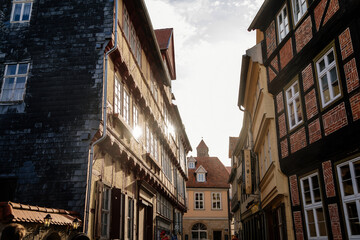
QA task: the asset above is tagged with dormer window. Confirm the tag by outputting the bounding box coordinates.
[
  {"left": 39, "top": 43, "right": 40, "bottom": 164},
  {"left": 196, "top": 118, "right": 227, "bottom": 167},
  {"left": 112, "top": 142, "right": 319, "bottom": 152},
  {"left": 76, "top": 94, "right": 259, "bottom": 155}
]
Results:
[
  {"left": 197, "top": 173, "right": 205, "bottom": 182},
  {"left": 189, "top": 162, "right": 195, "bottom": 169}
]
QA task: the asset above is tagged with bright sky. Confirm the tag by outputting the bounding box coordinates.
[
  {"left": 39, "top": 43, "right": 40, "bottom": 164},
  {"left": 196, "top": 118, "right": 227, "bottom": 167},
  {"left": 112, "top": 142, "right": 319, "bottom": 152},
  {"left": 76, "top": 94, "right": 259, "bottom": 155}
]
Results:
[{"left": 144, "top": 0, "right": 263, "bottom": 166}]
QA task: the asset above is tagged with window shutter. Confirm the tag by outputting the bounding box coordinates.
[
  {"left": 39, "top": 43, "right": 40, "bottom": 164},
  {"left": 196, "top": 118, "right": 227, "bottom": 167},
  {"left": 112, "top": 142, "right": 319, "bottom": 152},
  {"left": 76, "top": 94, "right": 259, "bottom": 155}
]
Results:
[
  {"left": 110, "top": 188, "right": 122, "bottom": 239},
  {"left": 94, "top": 181, "right": 103, "bottom": 240}
]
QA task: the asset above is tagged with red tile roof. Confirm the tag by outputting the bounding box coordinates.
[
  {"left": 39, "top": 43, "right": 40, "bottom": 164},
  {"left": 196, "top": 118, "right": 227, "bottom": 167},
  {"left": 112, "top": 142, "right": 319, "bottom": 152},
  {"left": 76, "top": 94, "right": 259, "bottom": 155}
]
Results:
[
  {"left": 0, "top": 202, "right": 80, "bottom": 226},
  {"left": 187, "top": 157, "right": 230, "bottom": 188},
  {"left": 154, "top": 28, "right": 173, "bottom": 50},
  {"left": 196, "top": 140, "right": 208, "bottom": 151}
]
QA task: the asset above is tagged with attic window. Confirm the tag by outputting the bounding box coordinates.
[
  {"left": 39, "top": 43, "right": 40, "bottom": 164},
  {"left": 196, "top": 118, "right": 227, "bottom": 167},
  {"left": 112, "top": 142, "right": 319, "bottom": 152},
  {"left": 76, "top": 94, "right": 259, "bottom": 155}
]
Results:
[
  {"left": 197, "top": 173, "right": 205, "bottom": 182},
  {"left": 189, "top": 162, "right": 195, "bottom": 169}
]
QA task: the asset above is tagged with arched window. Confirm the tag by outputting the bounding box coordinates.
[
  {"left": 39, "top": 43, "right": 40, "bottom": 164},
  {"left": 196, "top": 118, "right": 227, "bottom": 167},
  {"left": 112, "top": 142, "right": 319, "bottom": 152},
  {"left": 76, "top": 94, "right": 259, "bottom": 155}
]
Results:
[{"left": 191, "top": 223, "right": 207, "bottom": 240}]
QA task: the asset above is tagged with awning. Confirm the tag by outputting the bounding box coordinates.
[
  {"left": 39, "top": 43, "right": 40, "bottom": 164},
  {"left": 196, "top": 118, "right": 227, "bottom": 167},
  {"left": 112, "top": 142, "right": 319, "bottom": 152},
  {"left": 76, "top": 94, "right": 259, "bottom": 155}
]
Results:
[{"left": 0, "top": 202, "right": 81, "bottom": 226}]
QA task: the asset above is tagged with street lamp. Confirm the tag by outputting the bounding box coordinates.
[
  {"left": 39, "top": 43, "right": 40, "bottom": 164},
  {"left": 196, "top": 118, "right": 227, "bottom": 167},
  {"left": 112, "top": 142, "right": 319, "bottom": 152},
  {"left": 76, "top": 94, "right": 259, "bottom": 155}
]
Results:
[{"left": 44, "top": 214, "right": 52, "bottom": 228}]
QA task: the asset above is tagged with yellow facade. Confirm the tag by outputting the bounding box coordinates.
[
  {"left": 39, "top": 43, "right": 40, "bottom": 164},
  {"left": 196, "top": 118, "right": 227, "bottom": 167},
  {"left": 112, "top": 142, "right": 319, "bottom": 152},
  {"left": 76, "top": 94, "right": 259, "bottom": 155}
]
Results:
[{"left": 85, "top": 1, "right": 191, "bottom": 239}]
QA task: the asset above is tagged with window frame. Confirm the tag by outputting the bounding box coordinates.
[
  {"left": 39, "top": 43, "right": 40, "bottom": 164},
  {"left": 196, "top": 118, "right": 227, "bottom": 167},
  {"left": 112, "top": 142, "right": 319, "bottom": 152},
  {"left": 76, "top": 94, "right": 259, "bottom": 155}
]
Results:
[
  {"left": 197, "top": 173, "right": 205, "bottom": 182},
  {"left": 101, "top": 185, "right": 111, "bottom": 239},
  {"left": 0, "top": 63, "right": 30, "bottom": 103},
  {"left": 277, "top": 4, "right": 290, "bottom": 43},
  {"left": 211, "top": 192, "right": 222, "bottom": 210},
  {"left": 291, "top": 0, "right": 308, "bottom": 25},
  {"left": 10, "top": 0, "right": 33, "bottom": 23},
  {"left": 188, "top": 162, "right": 195, "bottom": 169},
  {"left": 300, "top": 172, "right": 328, "bottom": 239},
  {"left": 285, "top": 80, "right": 303, "bottom": 130},
  {"left": 194, "top": 192, "right": 204, "bottom": 210},
  {"left": 336, "top": 157, "right": 360, "bottom": 239},
  {"left": 127, "top": 197, "right": 134, "bottom": 240},
  {"left": 314, "top": 45, "right": 342, "bottom": 109}
]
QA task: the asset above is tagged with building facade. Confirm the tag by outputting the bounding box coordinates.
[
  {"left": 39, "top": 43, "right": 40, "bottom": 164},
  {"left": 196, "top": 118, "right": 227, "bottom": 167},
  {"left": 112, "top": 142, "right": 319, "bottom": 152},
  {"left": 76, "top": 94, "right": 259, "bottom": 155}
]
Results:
[
  {"left": 0, "top": 1, "right": 191, "bottom": 240},
  {"left": 249, "top": 0, "right": 360, "bottom": 239},
  {"left": 229, "top": 41, "right": 294, "bottom": 240},
  {"left": 183, "top": 140, "right": 231, "bottom": 240}
]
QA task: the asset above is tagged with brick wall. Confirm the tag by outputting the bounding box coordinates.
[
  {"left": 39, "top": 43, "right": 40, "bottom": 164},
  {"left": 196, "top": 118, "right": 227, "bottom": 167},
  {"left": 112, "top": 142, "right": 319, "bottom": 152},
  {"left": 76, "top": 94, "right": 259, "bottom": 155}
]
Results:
[
  {"left": 314, "top": 0, "right": 339, "bottom": 31},
  {"left": 266, "top": 21, "right": 276, "bottom": 58},
  {"left": 322, "top": 160, "right": 336, "bottom": 197},
  {"left": 328, "top": 203, "right": 343, "bottom": 240},
  {"left": 295, "top": 16, "right": 313, "bottom": 53},
  {"left": 350, "top": 92, "right": 360, "bottom": 121},
  {"left": 308, "top": 118, "right": 322, "bottom": 144},
  {"left": 293, "top": 211, "right": 304, "bottom": 240},
  {"left": 268, "top": 67, "right": 277, "bottom": 82},
  {"left": 322, "top": 102, "right": 348, "bottom": 136},
  {"left": 305, "top": 89, "right": 319, "bottom": 120},
  {"left": 339, "top": 28, "right": 354, "bottom": 60},
  {"left": 290, "top": 127, "right": 307, "bottom": 154},
  {"left": 289, "top": 175, "right": 300, "bottom": 206},
  {"left": 278, "top": 113, "right": 287, "bottom": 138},
  {"left": 302, "top": 64, "right": 314, "bottom": 92},
  {"left": 344, "top": 58, "right": 359, "bottom": 93},
  {"left": 271, "top": 56, "right": 279, "bottom": 72},
  {"left": 279, "top": 39, "right": 293, "bottom": 69},
  {"left": 281, "top": 139, "right": 289, "bottom": 159},
  {"left": 277, "top": 92, "right": 284, "bottom": 113}
]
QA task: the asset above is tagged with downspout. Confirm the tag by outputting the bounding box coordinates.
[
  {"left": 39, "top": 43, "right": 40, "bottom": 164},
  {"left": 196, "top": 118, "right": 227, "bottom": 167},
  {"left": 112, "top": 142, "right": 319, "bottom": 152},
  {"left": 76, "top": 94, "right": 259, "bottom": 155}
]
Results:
[{"left": 84, "top": 0, "right": 118, "bottom": 234}]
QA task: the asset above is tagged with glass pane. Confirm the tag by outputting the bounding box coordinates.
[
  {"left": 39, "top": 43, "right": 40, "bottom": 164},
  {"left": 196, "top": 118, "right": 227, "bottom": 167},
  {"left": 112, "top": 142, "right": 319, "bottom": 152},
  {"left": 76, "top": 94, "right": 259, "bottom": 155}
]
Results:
[
  {"left": 0, "top": 89, "right": 12, "bottom": 101},
  {"left": 321, "top": 75, "right": 330, "bottom": 103},
  {"left": 18, "top": 64, "right": 28, "bottom": 74},
  {"left": 341, "top": 165, "right": 354, "bottom": 196},
  {"left": 6, "top": 65, "right": 17, "bottom": 75},
  {"left": 330, "top": 68, "right": 340, "bottom": 98},
  {"left": 319, "top": 59, "right": 326, "bottom": 72},
  {"left": 307, "top": 209, "right": 316, "bottom": 237},
  {"left": 22, "top": 3, "right": 31, "bottom": 21},
  {"left": 312, "top": 175, "right": 321, "bottom": 202},
  {"left": 327, "top": 51, "right": 334, "bottom": 64},
  {"left": 200, "top": 232, "right": 207, "bottom": 239},
  {"left": 289, "top": 102, "right": 295, "bottom": 126},
  {"left": 294, "top": 83, "right": 299, "bottom": 94},
  {"left": 192, "top": 232, "right": 198, "bottom": 239},
  {"left": 286, "top": 89, "right": 292, "bottom": 100},
  {"left": 16, "top": 77, "right": 26, "bottom": 87},
  {"left": 13, "top": 89, "right": 24, "bottom": 101},
  {"left": 4, "top": 78, "right": 15, "bottom": 89},
  {"left": 12, "top": 4, "right": 22, "bottom": 21},
  {"left": 296, "top": 97, "right": 302, "bottom": 122},
  {"left": 316, "top": 208, "right": 327, "bottom": 236},
  {"left": 347, "top": 202, "right": 360, "bottom": 235}
]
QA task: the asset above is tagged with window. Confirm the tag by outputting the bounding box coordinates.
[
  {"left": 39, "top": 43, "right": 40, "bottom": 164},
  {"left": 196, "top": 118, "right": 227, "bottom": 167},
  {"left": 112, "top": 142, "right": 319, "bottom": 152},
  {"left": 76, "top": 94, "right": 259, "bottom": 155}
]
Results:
[
  {"left": 122, "top": 5, "right": 141, "bottom": 67},
  {"left": 101, "top": 186, "right": 111, "bottom": 238},
  {"left": 194, "top": 192, "right": 204, "bottom": 209},
  {"left": 132, "top": 104, "right": 138, "bottom": 128},
  {"left": 123, "top": 89, "right": 130, "bottom": 125},
  {"left": 191, "top": 223, "right": 207, "bottom": 240},
  {"left": 1, "top": 63, "right": 29, "bottom": 103},
  {"left": 197, "top": 173, "right": 205, "bottom": 182},
  {"left": 277, "top": 5, "right": 289, "bottom": 42},
  {"left": 127, "top": 197, "right": 134, "bottom": 240},
  {"left": 162, "top": 145, "right": 172, "bottom": 181},
  {"left": 212, "top": 193, "right": 221, "bottom": 209},
  {"left": 292, "top": 0, "right": 307, "bottom": 25},
  {"left": 337, "top": 157, "right": 360, "bottom": 238},
  {"left": 275, "top": 206, "right": 287, "bottom": 240},
  {"left": 114, "top": 78, "right": 122, "bottom": 114},
  {"left": 188, "top": 162, "right": 195, "bottom": 169},
  {"left": 315, "top": 47, "right": 341, "bottom": 108},
  {"left": 300, "top": 173, "right": 327, "bottom": 239},
  {"left": 157, "top": 194, "right": 172, "bottom": 220},
  {"left": 285, "top": 81, "right": 303, "bottom": 130},
  {"left": 11, "top": 0, "right": 32, "bottom": 23}
]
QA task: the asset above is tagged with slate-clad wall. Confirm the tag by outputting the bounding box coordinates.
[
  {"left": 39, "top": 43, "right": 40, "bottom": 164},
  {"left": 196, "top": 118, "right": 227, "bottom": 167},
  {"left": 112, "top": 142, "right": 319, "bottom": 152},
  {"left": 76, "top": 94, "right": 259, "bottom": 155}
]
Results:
[{"left": 0, "top": 0, "right": 113, "bottom": 214}]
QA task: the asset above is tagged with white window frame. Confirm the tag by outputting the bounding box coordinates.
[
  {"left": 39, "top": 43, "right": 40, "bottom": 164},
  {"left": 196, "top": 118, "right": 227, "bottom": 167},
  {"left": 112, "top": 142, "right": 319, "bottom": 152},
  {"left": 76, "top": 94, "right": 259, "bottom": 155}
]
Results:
[
  {"left": 197, "top": 173, "right": 205, "bottom": 182},
  {"left": 10, "top": 0, "right": 33, "bottom": 23},
  {"left": 211, "top": 192, "right": 222, "bottom": 210},
  {"left": 285, "top": 81, "right": 303, "bottom": 130},
  {"left": 292, "top": 0, "right": 307, "bottom": 25},
  {"left": 101, "top": 185, "right": 111, "bottom": 239},
  {"left": 188, "top": 162, "right": 195, "bottom": 169},
  {"left": 114, "top": 77, "right": 122, "bottom": 115},
  {"left": 194, "top": 192, "right": 204, "bottom": 210},
  {"left": 0, "top": 63, "right": 30, "bottom": 103},
  {"left": 316, "top": 48, "right": 341, "bottom": 108},
  {"left": 123, "top": 88, "right": 130, "bottom": 125},
  {"left": 300, "top": 173, "right": 328, "bottom": 239},
  {"left": 337, "top": 157, "right": 360, "bottom": 239},
  {"left": 277, "top": 4, "right": 290, "bottom": 43}
]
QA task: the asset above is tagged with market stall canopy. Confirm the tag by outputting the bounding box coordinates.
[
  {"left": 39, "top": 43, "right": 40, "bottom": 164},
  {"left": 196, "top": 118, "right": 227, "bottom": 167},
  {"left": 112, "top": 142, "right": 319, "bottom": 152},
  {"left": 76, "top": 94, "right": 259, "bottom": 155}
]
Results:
[{"left": 0, "top": 202, "right": 81, "bottom": 226}]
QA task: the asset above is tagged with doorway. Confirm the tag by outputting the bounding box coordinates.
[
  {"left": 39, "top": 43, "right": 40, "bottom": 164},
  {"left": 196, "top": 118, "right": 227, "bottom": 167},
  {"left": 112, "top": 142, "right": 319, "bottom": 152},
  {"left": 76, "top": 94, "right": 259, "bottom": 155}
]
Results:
[{"left": 213, "top": 231, "right": 222, "bottom": 240}]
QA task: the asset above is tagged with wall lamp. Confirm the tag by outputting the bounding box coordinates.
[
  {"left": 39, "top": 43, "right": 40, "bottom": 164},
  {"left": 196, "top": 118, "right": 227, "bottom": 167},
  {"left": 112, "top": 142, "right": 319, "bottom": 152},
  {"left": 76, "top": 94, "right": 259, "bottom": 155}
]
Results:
[{"left": 44, "top": 214, "right": 52, "bottom": 228}]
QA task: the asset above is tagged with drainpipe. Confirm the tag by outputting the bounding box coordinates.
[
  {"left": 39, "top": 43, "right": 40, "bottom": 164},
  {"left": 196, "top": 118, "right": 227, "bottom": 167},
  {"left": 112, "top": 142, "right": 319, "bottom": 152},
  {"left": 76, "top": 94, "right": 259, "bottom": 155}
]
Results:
[{"left": 83, "top": 0, "right": 118, "bottom": 234}]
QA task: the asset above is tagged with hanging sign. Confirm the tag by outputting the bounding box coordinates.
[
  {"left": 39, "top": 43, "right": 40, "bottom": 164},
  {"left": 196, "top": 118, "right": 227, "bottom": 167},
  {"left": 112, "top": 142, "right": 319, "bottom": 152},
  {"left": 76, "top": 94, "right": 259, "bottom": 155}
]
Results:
[{"left": 244, "top": 149, "right": 252, "bottom": 194}]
